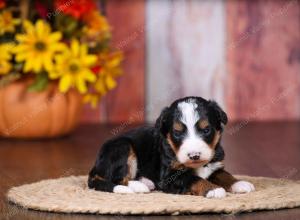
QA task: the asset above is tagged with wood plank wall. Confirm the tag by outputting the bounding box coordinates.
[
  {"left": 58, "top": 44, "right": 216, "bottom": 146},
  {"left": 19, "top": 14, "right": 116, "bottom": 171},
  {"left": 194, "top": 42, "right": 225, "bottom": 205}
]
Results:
[
  {"left": 226, "top": 0, "right": 300, "bottom": 121},
  {"left": 147, "top": 0, "right": 300, "bottom": 122},
  {"left": 146, "top": 0, "right": 226, "bottom": 121},
  {"left": 81, "top": 0, "right": 300, "bottom": 123}
]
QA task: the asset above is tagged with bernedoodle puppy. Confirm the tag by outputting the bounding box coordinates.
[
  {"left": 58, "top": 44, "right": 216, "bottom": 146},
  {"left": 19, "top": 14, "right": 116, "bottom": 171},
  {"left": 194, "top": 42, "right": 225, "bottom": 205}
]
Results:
[{"left": 88, "top": 96, "right": 255, "bottom": 198}]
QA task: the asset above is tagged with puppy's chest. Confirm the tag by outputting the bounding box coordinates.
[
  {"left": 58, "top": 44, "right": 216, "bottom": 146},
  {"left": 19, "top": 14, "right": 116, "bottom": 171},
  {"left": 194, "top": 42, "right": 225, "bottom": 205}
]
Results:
[{"left": 195, "top": 162, "right": 224, "bottom": 179}]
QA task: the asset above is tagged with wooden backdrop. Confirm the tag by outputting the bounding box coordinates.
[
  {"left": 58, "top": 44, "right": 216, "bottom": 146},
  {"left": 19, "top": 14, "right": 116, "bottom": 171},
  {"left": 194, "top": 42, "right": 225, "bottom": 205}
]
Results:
[
  {"left": 81, "top": 0, "right": 300, "bottom": 123},
  {"left": 226, "top": 0, "right": 300, "bottom": 121}
]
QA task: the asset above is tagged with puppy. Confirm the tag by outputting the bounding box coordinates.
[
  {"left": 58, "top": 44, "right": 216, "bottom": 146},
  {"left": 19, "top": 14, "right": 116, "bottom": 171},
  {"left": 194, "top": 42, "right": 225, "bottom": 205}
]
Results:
[{"left": 88, "top": 96, "right": 255, "bottom": 198}]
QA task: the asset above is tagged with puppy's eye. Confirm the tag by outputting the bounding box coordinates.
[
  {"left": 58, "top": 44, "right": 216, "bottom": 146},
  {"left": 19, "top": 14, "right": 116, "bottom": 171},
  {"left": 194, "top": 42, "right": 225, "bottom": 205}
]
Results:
[
  {"left": 173, "top": 122, "right": 184, "bottom": 132},
  {"left": 198, "top": 120, "right": 209, "bottom": 130},
  {"left": 173, "top": 122, "right": 185, "bottom": 138},
  {"left": 202, "top": 126, "right": 211, "bottom": 135}
]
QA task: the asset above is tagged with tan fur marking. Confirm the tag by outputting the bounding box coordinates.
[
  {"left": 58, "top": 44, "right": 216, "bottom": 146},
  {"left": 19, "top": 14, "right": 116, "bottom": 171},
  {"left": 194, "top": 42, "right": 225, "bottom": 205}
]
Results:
[
  {"left": 91, "top": 175, "right": 105, "bottom": 181},
  {"left": 198, "top": 120, "right": 209, "bottom": 129},
  {"left": 210, "top": 131, "right": 221, "bottom": 149},
  {"left": 167, "top": 133, "right": 178, "bottom": 153},
  {"left": 128, "top": 147, "right": 136, "bottom": 162},
  {"left": 170, "top": 160, "right": 185, "bottom": 170},
  {"left": 208, "top": 169, "right": 238, "bottom": 192},
  {"left": 121, "top": 146, "right": 137, "bottom": 185},
  {"left": 173, "top": 121, "right": 184, "bottom": 132},
  {"left": 121, "top": 176, "right": 130, "bottom": 185},
  {"left": 189, "top": 179, "right": 218, "bottom": 196}
]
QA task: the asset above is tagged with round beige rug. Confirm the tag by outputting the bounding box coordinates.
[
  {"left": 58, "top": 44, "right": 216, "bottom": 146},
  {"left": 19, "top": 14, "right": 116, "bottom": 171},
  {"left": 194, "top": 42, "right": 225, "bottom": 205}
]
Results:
[{"left": 6, "top": 175, "right": 300, "bottom": 215}]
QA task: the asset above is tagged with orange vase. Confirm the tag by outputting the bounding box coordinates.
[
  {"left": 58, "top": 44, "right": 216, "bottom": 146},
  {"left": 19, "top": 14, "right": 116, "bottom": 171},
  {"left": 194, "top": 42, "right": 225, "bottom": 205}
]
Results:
[{"left": 0, "top": 79, "right": 83, "bottom": 139}]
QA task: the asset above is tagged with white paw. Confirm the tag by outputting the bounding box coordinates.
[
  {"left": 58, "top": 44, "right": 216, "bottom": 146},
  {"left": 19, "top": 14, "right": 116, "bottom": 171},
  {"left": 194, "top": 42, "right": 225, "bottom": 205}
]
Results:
[
  {"left": 231, "top": 181, "right": 255, "bottom": 194},
  {"left": 139, "top": 177, "right": 155, "bottom": 190},
  {"left": 128, "top": 181, "right": 150, "bottom": 193},
  {"left": 206, "top": 187, "right": 226, "bottom": 198},
  {"left": 113, "top": 185, "right": 134, "bottom": 194}
]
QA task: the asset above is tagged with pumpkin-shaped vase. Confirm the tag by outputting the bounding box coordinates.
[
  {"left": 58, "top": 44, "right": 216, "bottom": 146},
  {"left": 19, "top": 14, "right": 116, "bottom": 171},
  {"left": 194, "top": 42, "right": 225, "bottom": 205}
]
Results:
[{"left": 0, "top": 79, "right": 83, "bottom": 138}]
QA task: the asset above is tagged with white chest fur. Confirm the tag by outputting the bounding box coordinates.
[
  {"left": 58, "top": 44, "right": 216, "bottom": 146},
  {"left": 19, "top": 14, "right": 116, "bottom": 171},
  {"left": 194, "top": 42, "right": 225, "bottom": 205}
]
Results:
[{"left": 196, "top": 162, "right": 224, "bottom": 179}]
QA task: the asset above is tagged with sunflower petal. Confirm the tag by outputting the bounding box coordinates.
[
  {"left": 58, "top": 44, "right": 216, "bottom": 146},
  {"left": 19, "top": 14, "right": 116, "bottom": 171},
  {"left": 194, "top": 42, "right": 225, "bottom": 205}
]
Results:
[
  {"left": 105, "top": 75, "right": 117, "bottom": 90},
  {"left": 82, "top": 55, "right": 97, "bottom": 66},
  {"left": 71, "top": 40, "right": 80, "bottom": 57},
  {"left": 84, "top": 70, "right": 96, "bottom": 82},
  {"left": 24, "top": 59, "right": 34, "bottom": 72},
  {"left": 75, "top": 77, "right": 87, "bottom": 93},
  {"left": 36, "top": 20, "right": 50, "bottom": 39},
  {"left": 48, "top": 32, "right": 62, "bottom": 43},
  {"left": 59, "top": 75, "right": 72, "bottom": 92}
]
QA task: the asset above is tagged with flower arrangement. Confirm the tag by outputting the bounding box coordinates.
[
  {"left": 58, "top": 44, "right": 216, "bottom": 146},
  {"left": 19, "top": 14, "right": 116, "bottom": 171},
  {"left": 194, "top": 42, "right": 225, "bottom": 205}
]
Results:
[{"left": 0, "top": 0, "right": 123, "bottom": 107}]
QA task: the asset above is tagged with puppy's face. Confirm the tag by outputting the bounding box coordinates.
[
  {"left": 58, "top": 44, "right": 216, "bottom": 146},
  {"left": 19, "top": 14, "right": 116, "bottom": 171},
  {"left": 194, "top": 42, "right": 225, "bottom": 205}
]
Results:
[{"left": 156, "top": 97, "right": 227, "bottom": 169}]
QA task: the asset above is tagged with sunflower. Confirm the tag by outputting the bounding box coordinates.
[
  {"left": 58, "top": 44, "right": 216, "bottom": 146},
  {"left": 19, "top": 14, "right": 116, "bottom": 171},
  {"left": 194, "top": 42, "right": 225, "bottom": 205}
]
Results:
[
  {"left": 94, "top": 51, "right": 123, "bottom": 95},
  {"left": 0, "top": 10, "right": 20, "bottom": 35},
  {"left": 83, "top": 51, "right": 122, "bottom": 107},
  {"left": 14, "top": 20, "right": 65, "bottom": 73},
  {"left": 50, "top": 39, "right": 97, "bottom": 93},
  {"left": 0, "top": 43, "right": 14, "bottom": 75}
]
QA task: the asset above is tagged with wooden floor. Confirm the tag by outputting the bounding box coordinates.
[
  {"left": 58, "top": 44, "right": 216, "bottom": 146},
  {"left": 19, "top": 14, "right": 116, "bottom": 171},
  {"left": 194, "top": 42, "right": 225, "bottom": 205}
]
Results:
[{"left": 0, "top": 122, "right": 300, "bottom": 220}]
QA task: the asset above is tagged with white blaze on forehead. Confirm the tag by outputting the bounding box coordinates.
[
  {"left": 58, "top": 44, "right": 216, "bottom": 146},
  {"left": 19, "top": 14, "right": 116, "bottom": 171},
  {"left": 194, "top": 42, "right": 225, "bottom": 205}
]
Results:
[
  {"left": 177, "top": 100, "right": 213, "bottom": 164},
  {"left": 178, "top": 100, "right": 199, "bottom": 130}
]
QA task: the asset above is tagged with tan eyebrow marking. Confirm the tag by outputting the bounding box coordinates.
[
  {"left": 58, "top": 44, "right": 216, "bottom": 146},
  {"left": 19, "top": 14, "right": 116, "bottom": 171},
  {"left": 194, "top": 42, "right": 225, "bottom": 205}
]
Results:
[
  {"left": 198, "top": 120, "right": 209, "bottom": 129},
  {"left": 173, "top": 121, "right": 184, "bottom": 131}
]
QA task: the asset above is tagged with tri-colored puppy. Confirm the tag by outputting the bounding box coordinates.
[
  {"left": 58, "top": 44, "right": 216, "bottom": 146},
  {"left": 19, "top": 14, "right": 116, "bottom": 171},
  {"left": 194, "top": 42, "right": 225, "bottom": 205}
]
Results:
[{"left": 88, "top": 96, "right": 255, "bottom": 198}]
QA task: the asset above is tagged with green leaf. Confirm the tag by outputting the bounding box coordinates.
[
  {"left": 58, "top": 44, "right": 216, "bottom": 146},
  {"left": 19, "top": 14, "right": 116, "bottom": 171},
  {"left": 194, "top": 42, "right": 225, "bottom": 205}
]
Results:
[
  {"left": 54, "top": 14, "right": 83, "bottom": 39},
  {"left": 27, "top": 72, "right": 49, "bottom": 92}
]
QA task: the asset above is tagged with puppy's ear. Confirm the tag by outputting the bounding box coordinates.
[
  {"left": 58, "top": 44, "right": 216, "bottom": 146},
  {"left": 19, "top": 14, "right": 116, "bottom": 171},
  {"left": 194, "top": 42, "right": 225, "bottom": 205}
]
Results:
[
  {"left": 155, "top": 107, "right": 170, "bottom": 136},
  {"left": 208, "top": 100, "right": 228, "bottom": 126}
]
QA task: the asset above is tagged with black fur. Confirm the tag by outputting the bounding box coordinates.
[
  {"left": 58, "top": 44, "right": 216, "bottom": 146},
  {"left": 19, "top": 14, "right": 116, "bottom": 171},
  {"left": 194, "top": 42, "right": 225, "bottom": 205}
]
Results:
[{"left": 88, "top": 96, "right": 229, "bottom": 194}]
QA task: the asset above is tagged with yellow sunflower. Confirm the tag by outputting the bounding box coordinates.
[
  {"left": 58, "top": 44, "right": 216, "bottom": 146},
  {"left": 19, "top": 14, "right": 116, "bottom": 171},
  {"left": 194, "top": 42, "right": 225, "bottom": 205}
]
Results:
[
  {"left": 50, "top": 39, "right": 97, "bottom": 93},
  {"left": 94, "top": 51, "right": 123, "bottom": 95},
  {"left": 0, "top": 10, "right": 20, "bottom": 35},
  {"left": 0, "top": 43, "right": 14, "bottom": 75},
  {"left": 14, "top": 20, "right": 65, "bottom": 73},
  {"left": 84, "top": 51, "right": 123, "bottom": 107}
]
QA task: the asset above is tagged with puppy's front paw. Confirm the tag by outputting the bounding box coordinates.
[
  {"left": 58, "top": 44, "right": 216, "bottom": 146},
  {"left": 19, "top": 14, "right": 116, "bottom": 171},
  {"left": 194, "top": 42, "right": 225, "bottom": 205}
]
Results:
[
  {"left": 128, "top": 181, "right": 150, "bottom": 193},
  {"left": 113, "top": 185, "right": 134, "bottom": 194},
  {"left": 231, "top": 180, "right": 255, "bottom": 194},
  {"left": 205, "top": 187, "right": 226, "bottom": 198},
  {"left": 139, "top": 177, "right": 155, "bottom": 190}
]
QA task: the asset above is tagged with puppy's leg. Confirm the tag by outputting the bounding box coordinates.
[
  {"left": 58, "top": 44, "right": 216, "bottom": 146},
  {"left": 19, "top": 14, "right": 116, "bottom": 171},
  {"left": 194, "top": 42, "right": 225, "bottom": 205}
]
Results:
[
  {"left": 122, "top": 147, "right": 150, "bottom": 193},
  {"left": 208, "top": 169, "right": 255, "bottom": 193},
  {"left": 88, "top": 167, "right": 115, "bottom": 192},
  {"left": 160, "top": 170, "right": 226, "bottom": 198},
  {"left": 190, "top": 179, "right": 226, "bottom": 198},
  {"left": 88, "top": 139, "right": 149, "bottom": 193}
]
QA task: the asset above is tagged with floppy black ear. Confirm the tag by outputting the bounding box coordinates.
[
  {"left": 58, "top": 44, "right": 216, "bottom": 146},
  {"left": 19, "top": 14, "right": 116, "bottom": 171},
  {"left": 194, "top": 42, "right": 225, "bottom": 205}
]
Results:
[
  {"left": 155, "top": 107, "right": 170, "bottom": 136},
  {"left": 208, "top": 100, "right": 228, "bottom": 125}
]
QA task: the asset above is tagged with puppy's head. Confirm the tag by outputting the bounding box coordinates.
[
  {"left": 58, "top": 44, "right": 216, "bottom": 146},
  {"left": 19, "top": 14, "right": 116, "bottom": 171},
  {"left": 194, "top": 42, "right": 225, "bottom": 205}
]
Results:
[{"left": 155, "top": 97, "right": 227, "bottom": 168}]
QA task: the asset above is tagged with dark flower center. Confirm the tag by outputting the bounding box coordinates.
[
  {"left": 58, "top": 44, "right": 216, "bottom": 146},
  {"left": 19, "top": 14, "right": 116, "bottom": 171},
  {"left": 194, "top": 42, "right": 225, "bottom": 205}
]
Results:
[
  {"left": 34, "top": 41, "right": 47, "bottom": 51},
  {"left": 69, "top": 63, "right": 79, "bottom": 73}
]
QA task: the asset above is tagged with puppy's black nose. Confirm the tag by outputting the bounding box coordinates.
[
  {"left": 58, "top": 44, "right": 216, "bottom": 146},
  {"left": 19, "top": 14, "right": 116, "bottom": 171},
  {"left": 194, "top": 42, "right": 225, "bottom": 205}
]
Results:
[{"left": 188, "top": 152, "right": 201, "bottom": 161}]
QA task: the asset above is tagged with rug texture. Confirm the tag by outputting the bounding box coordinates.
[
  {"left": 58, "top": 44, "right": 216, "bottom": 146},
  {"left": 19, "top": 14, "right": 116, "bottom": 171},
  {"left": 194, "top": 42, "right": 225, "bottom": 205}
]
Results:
[{"left": 6, "top": 175, "right": 300, "bottom": 215}]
